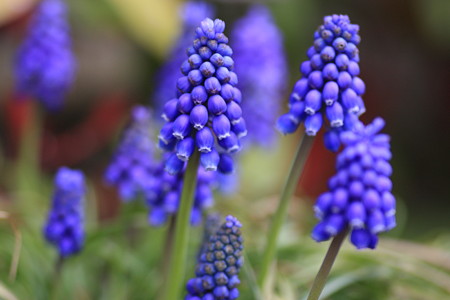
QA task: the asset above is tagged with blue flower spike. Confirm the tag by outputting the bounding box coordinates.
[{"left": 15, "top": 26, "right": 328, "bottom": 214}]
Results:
[
  {"left": 312, "top": 118, "right": 396, "bottom": 249},
  {"left": 277, "top": 14, "right": 365, "bottom": 137},
  {"left": 186, "top": 215, "right": 244, "bottom": 300},
  {"left": 44, "top": 167, "right": 85, "bottom": 257},
  {"left": 105, "top": 106, "right": 157, "bottom": 202},
  {"left": 153, "top": 2, "right": 215, "bottom": 116},
  {"left": 15, "top": 0, "right": 75, "bottom": 111},
  {"left": 145, "top": 162, "right": 217, "bottom": 226},
  {"left": 231, "top": 5, "right": 288, "bottom": 147},
  {"left": 158, "top": 18, "right": 245, "bottom": 175}
]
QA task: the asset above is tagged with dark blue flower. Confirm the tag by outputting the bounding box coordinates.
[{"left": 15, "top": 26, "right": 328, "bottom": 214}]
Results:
[
  {"left": 231, "top": 5, "right": 288, "bottom": 147},
  {"left": 44, "top": 167, "right": 85, "bottom": 257},
  {"left": 158, "top": 18, "right": 246, "bottom": 174},
  {"left": 145, "top": 160, "right": 217, "bottom": 226},
  {"left": 198, "top": 213, "right": 222, "bottom": 259},
  {"left": 277, "top": 15, "right": 365, "bottom": 137},
  {"left": 153, "top": 1, "right": 215, "bottom": 117},
  {"left": 186, "top": 215, "right": 244, "bottom": 299},
  {"left": 15, "top": 0, "right": 75, "bottom": 111},
  {"left": 105, "top": 106, "right": 157, "bottom": 202},
  {"left": 312, "top": 118, "right": 396, "bottom": 249}
]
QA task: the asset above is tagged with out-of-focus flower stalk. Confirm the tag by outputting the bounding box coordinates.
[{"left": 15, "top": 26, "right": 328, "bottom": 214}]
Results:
[
  {"left": 258, "top": 134, "right": 314, "bottom": 289},
  {"left": 161, "top": 151, "right": 200, "bottom": 300}
]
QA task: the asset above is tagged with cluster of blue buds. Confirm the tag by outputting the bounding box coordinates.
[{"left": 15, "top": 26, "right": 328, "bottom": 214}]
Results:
[
  {"left": 312, "top": 118, "right": 395, "bottom": 249},
  {"left": 153, "top": 1, "right": 214, "bottom": 116},
  {"left": 145, "top": 161, "right": 217, "bottom": 226},
  {"left": 159, "top": 18, "right": 246, "bottom": 175},
  {"left": 277, "top": 14, "right": 365, "bottom": 137},
  {"left": 105, "top": 106, "right": 157, "bottom": 202},
  {"left": 198, "top": 213, "right": 222, "bottom": 258},
  {"left": 15, "top": 0, "right": 75, "bottom": 111},
  {"left": 232, "top": 5, "right": 288, "bottom": 147},
  {"left": 186, "top": 215, "right": 244, "bottom": 300},
  {"left": 44, "top": 167, "right": 85, "bottom": 257}
]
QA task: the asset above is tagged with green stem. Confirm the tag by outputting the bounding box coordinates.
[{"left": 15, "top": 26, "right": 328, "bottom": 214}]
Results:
[
  {"left": 162, "top": 216, "right": 176, "bottom": 279},
  {"left": 15, "top": 101, "right": 42, "bottom": 196},
  {"left": 51, "top": 256, "right": 64, "bottom": 300},
  {"left": 258, "top": 135, "right": 314, "bottom": 289},
  {"left": 161, "top": 151, "right": 200, "bottom": 300},
  {"left": 306, "top": 229, "right": 348, "bottom": 300}
]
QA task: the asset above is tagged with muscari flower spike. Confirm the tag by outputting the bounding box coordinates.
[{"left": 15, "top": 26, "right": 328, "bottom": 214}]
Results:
[
  {"left": 231, "top": 5, "right": 288, "bottom": 147},
  {"left": 277, "top": 14, "right": 365, "bottom": 137},
  {"left": 312, "top": 118, "right": 396, "bottom": 249},
  {"left": 105, "top": 106, "right": 157, "bottom": 202},
  {"left": 15, "top": 0, "right": 75, "bottom": 111},
  {"left": 186, "top": 215, "right": 244, "bottom": 300},
  {"left": 44, "top": 167, "right": 85, "bottom": 257},
  {"left": 153, "top": 1, "right": 215, "bottom": 116},
  {"left": 198, "top": 213, "right": 222, "bottom": 258},
  {"left": 158, "top": 18, "right": 246, "bottom": 175},
  {"left": 145, "top": 160, "right": 217, "bottom": 226}
]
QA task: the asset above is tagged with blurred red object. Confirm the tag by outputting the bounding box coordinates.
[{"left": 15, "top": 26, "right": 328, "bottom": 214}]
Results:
[
  {"left": 41, "top": 93, "right": 131, "bottom": 170},
  {"left": 298, "top": 131, "right": 336, "bottom": 200}
]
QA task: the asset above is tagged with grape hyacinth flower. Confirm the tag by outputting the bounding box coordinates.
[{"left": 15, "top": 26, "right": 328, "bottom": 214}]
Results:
[
  {"left": 153, "top": 1, "right": 215, "bottom": 116},
  {"left": 44, "top": 167, "right": 85, "bottom": 257},
  {"left": 312, "top": 118, "right": 395, "bottom": 249},
  {"left": 159, "top": 18, "right": 246, "bottom": 174},
  {"left": 232, "top": 5, "right": 288, "bottom": 147},
  {"left": 105, "top": 106, "right": 156, "bottom": 202},
  {"left": 15, "top": 0, "right": 75, "bottom": 111},
  {"left": 277, "top": 14, "right": 365, "bottom": 137},
  {"left": 145, "top": 161, "right": 217, "bottom": 226},
  {"left": 186, "top": 215, "right": 244, "bottom": 300},
  {"left": 198, "top": 213, "right": 222, "bottom": 258}
]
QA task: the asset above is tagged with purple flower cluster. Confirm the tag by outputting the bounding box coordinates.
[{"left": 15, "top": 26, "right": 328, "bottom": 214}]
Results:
[
  {"left": 312, "top": 118, "right": 395, "bottom": 249},
  {"left": 277, "top": 14, "right": 365, "bottom": 137},
  {"left": 15, "top": 0, "right": 75, "bottom": 111},
  {"left": 44, "top": 167, "right": 85, "bottom": 257},
  {"left": 105, "top": 105, "right": 217, "bottom": 225},
  {"left": 153, "top": 1, "right": 215, "bottom": 116},
  {"left": 105, "top": 106, "right": 157, "bottom": 202},
  {"left": 146, "top": 161, "right": 217, "bottom": 226},
  {"left": 231, "top": 5, "right": 288, "bottom": 147},
  {"left": 186, "top": 215, "right": 244, "bottom": 300},
  {"left": 159, "top": 18, "right": 245, "bottom": 175}
]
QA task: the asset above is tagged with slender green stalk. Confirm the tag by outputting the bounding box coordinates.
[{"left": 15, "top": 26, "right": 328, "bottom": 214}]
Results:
[
  {"left": 161, "top": 151, "right": 200, "bottom": 300},
  {"left": 15, "top": 101, "right": 42, "bottom": 196},
  {"left": 306, "top": 229, "right": 348, "bottom": 300},
  {"left": 162, "top": 216, "right": 176, "bottom": 279},
  {"left": 258, "top": 135, "right": 314, "bottom": 289},
  {"left": 51, "top": 256, "right": 64, "bottom": 300}
]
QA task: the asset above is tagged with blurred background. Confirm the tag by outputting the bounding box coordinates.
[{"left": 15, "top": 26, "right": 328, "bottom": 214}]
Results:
[{"left": 0, "top": 0, "right": 449, "bottom": 299}]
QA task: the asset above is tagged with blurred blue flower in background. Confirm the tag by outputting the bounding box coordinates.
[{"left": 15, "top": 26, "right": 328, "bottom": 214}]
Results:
[
  {"left": 158, "top": 18, "right": 246, "bottom": 175},
  {"left": 186, "top": 215, "right": 244, "bottom": 299},
  {"left": 312, "top": 118, "right": 396, "bottom": 249},
  {"left": 15, "top": 0, "right": 75, "bottom": 111},
  {"left": 105, "top": 106, "right": 157, "bottom": 202},
  {"left": 153, "top": 1, "right": 215, "bottom": 117},
  {"left": 44, "top": 167, "right": 85, "bottom": 257},
  {"left": 232, "top": 5, "right": 288, "bottom": 148},
  {"left": 277, "top": 14, "right": 365, "bottom": 137},
  {"left": 145, "top": 160, "right": 217, "bottom": 226}
]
